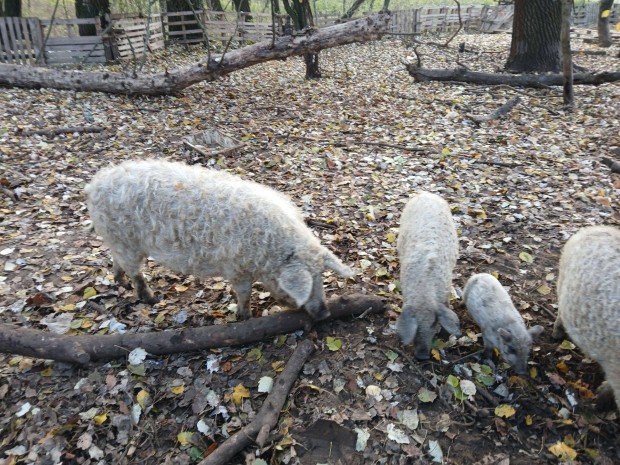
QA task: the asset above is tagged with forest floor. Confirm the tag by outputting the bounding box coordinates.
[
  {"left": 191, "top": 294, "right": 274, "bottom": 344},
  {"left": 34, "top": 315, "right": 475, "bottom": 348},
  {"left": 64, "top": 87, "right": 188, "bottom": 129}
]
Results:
[{"left": 0, "top": 29, "right": 619, "bottom": 465}]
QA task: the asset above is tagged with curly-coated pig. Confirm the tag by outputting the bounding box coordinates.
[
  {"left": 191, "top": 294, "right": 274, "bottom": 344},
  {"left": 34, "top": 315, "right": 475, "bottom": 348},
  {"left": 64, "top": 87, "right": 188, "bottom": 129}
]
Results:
[
  {"left": 463, "top": 273, "right": 544, "bottom": 375},
  {"left": 396, "top": 192, "right": 461, "bottom": 360},
  {"left": 86, "top": 159, "right": 353, "bottom": 320},
  {"left": 553, "top": 225, "right": 620, "bottom": 410}
]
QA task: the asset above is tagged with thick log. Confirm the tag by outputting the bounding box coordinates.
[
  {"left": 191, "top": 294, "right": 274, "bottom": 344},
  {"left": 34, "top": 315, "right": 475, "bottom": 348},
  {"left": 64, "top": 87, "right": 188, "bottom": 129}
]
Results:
[
  {"left": 0, "top": 293, "right": 384, "bottom": 365},
  {"left": 0, "top": 13, "right": 390, "bottom": 96},
  {"left": 406, "top": 65, "right": 620, "bottom": 88},
  {"left": 198, "top": 339, "right": 315, "bottom": 465}
]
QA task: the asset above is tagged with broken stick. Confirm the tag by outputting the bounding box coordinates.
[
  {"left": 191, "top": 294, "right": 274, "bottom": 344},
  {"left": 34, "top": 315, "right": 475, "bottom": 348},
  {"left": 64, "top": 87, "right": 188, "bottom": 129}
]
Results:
[
  {"left": 198, "top": 339, "right": 315, "bottom": 465},
  {"left": 468, "top": 97, "right": 521, "bottom": 124},
  {"left": 18, "top": 126, "right": 105, "bottom": 136},
  {"left": 0, "top": 293, "right": 384, "bottom": 365}
]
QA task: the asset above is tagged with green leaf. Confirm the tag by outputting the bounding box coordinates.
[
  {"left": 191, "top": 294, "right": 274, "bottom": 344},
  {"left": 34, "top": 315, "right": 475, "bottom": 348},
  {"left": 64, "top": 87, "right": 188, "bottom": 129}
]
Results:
[
  {"left": 325, "top": 336, "right": 342, "bottom": 351},
  {"left": 446, "top": 374, "right": 459, "bottom": 388},
  {"left": 128, "top": 364, "right": 146, "bottom": 376},
  {"left": 559, "top": 340, "right": 576, "bottom": 350},
  {"left": 384, "top": 350, "right": 399, "bottom": 362},
  {"left": 189, "top": 447, "right": 203, "bottom": 461},
  {"left": 475, "top": 373, "right": 495, "bottom": 387},
  {"left": 83, "top": 287, "right": 97, "bottom": 300},
  {"left": 417, "top": 386, "right": 437, "bottom": 403},
  {"left": 519, "top": 251, "right": 533, "bottom": 263},
  {"left": 246, "top": 348, "right": 263, "bottom": 362}
]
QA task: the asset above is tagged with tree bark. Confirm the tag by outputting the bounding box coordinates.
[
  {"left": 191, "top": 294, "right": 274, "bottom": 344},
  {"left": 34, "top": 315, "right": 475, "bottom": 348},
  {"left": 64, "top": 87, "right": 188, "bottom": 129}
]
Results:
[
  {"left": 198, "top": 339, "right": 315, "bottom": 465},
  {"left": 0, "top": 293, "right": 384, "bottom": 365},
  {"left": 342, "top": 0, "right": 367, "bottom": 20},
  {"left": 598, "top": 0, "right": 614, "bottom": 47},
  {"left": 406, "top": 65, "right": 620, "bottom": 87},
  {"left": 561, "top": 0, "right": 574, "bottom": 108},
  {"left": 0, "top": 13, "right": 390, "bottom": 95},
  {"left": 2, "top": 0, "right": 21, "bottom": 16},
  {"left": 505, "top": 0, "right": 562, "bottom": 72}
]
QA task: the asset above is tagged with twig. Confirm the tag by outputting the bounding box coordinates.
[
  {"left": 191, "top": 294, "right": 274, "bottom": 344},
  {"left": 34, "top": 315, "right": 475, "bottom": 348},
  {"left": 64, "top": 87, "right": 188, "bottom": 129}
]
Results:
[
  {"left": 442, "top": 0, "right": 462, "bottom": 48},
  {"left": 18, "top": 126, "right": 105, "bottom": 137},
  {"left": 183, "top": 140, "right": 212, "bottom": 158},
  {"left": 474, "top": 382, "right": 498, "bottom": 406},
  {"left": 198, "top": 339, "right": 315, "bottom": 465},
  {"left": 474, "top": 159, "right": 522, "bottom": 168}
]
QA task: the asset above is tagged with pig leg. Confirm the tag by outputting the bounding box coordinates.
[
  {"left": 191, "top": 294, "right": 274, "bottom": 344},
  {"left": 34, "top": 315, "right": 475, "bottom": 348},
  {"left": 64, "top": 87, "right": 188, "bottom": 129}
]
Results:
[
  {"left": 232, "top": 280, "right": 252, "bottom": 320},
  {"left": 111, "top": 254, "right": 130, "bottom": 288},
  {"left": 551, "top": 315, "right": 566, "bottom": 340},
  {"left": 113, "top": 251, "right": 158, "bottom": 304}
]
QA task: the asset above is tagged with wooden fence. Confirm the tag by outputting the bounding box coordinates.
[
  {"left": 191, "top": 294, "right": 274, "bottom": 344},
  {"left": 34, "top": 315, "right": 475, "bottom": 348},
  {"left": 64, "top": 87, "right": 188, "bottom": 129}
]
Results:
[{"left": 1, "top": 3, "right": 619, "bottom": 66}]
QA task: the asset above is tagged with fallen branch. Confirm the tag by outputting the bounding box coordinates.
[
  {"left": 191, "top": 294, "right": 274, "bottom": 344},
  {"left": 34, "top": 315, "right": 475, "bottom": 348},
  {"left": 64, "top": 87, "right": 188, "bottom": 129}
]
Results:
[
  {"left": 468, "top": 96, "right": 521, "bottom": 124},
  {"left": 406, "top": 65, "right": 620, "bottom": 88},
  {"left": 18, "top": 126, "right": 105, "bottom": 137},
  {"left": 601, "top": 157, "right": 620, "bottom": 174},
  {"left": 198, "top": 339, "right": 315, "bottom": 465},
  {"left": 0, "top": 13, "right": 390, "bottom": 96},
  {"left": 475, "top": 159, "right": 522, "bottom": 168},
  {"left": 0, "top": 293, "right": 384, "bottom": 365}
]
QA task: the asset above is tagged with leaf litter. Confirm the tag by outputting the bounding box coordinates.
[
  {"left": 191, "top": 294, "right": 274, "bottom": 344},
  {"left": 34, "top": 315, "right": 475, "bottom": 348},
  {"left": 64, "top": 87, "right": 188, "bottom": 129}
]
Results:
[{"left": 1, "top": 30, "right": 619, "bottom": 465}]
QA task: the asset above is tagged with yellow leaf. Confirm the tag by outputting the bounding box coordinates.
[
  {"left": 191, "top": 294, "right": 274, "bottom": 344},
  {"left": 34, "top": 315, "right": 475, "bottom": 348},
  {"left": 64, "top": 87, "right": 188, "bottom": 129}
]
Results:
[
  {"left": 519, "top": 252, "right": 533, "bottom": 263},
  {"left": 94, "top": 413, "right": 107, "bottom": 425},
  {"left": 171, "top": 385, "right": 185, "bottom": 395},
  {"left": 601, "top": 9, "right": 610, "bottom": 18},
  {"left": 529, "top": 366, "right": 537, "bottom": 379},
  {"left": 431, "top": 348, "right": 441, "bottom": 361},
  {"left": 495, "top": 404, "right": 516, "bottom": 418},
  {"left": 271, "top": 360, "right": 285, "bottom": 372},
  {"left": 174, "top": 285, "right": 188, "bottom": 292},
  {"left": 616, "top": 22, "right": 620, "bottom": 32},
  {"left": 441, "top": 148, "right": 451, "bottom": 156},
  {"left": 60, "top": 303, "right": 76, "bottom": 311},
  {"left": 548, "top": 442, "right": 577, "bottom": 461},
  {"left": 525, "top": 415, "right": 533, "bottom": 426},
  {"left": 177, "top": 431, "right": 193, "bottom": 446},
  {"left": 386, "top": 232, "right": 396, "bottom": 243},
  {"left": 232, "top": 383, "right": 250, "bottom": 405},
  {"left": 41, "top": 366, "right": 53, "bottom": 377},
  {"left": 83, "top": 287, "right": 97, "bottom": 300},
  {"left": 137, "top": 389, "right": 150, "bottom": 408},
  {"left": 536, "top": 284, "right": 551, "bottom": 295}
]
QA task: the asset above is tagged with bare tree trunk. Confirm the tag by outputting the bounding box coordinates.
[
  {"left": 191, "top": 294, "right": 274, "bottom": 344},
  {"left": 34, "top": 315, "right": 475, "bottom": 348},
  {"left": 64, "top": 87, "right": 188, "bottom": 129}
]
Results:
[
  {"left": 561, "top": 0, "right": 574, "bottom": 108},
  {"left": 0, "top": 13, "right": 390, "bottom": 95},
  {"left": 598, "top": 0, "right": 614, "bottom": 47},
  {"left": 505, "top": 0, "right": 562, "bottom": 72},
  {"left": 342, "top": 0, "right": 366, "bottom": 20}
]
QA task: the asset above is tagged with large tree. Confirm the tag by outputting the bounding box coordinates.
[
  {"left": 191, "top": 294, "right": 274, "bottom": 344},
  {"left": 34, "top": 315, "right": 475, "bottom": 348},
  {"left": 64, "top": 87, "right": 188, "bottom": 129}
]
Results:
[
  {"left": 281, "top": 0, "right": 320, "bottom": 78},
  {"left": 75, "top": 0, "right": 110, "bottom": 36},
  {"left": 1, "top": 0, "right": 21, "bottom": 16},
  {"left": 598, "top": 0, "right": 614, "bottom": 47},
  {"left": 505, "top": 0, "right": 562, "bottom": 73}
]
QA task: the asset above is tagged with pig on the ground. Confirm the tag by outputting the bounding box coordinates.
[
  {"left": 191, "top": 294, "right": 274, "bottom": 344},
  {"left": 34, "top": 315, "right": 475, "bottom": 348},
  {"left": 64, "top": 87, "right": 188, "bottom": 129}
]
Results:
[
  {"left": 463, "top": 273, "right": 544, "bottom": 375},
  {"left": 86, "top": 159, "right": 353, "bottom": 320},
  {"left": 553, "top": 225, "right": 620, "bottom": 410},
  {"left": 396, "top": 192, "right": 461, "bottom": 360}
]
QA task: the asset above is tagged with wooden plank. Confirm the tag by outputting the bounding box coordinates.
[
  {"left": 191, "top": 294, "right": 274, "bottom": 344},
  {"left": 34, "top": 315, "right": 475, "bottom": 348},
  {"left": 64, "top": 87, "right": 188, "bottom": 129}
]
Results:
[
  {"left": 10, "top": 17, "right": 26, "bottom": 64},
  {"left": 46, "top": 36, "right": 103, "bottom": 45},
  {"left": 19, "top": 17, "right": 34, "bottom": 65},
  {"left": 40, "top": 18, "right": 99, "bottom": 26},
  {"left": 0, "top": 19, "right": 15, "bottom": 64},
  {"left": 46, "top": 43, "right": 105, "bottom": 51},
  {"left": 28, "top": 17, "right": 45, "bottom": 64}
]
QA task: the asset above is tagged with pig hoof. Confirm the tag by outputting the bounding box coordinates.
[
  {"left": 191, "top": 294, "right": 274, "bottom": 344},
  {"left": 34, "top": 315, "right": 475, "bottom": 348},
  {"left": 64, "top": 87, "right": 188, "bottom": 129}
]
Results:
[{"left": 141, "top": 294, "right": 160, "bottom": 305}]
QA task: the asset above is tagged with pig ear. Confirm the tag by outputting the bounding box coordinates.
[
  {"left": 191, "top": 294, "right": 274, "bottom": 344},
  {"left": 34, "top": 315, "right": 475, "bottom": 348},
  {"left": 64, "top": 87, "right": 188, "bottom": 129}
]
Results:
[
  {"left": 397, "top": 310, "right": 418, "bottom": 345},
  {"left": 438, "top": 305, "right": 461, "bottom": 336},
  {"left": 277, "top": 264, "right": 313, "bottom": 308},
  {"left": 323, "top": 250, "right": 354, "bottom": 278},
  {"left": 528, "top": 325, "right": 544, "bottom": 340},
  {"left": 498, "top": 328, "right": 512, "bottom": 342}
]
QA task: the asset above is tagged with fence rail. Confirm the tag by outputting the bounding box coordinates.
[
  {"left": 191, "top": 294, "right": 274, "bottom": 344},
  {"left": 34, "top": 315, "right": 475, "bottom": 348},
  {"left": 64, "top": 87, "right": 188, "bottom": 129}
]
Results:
[{"left": 1, "top": 3, "right": 619, "bottom": 66}]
